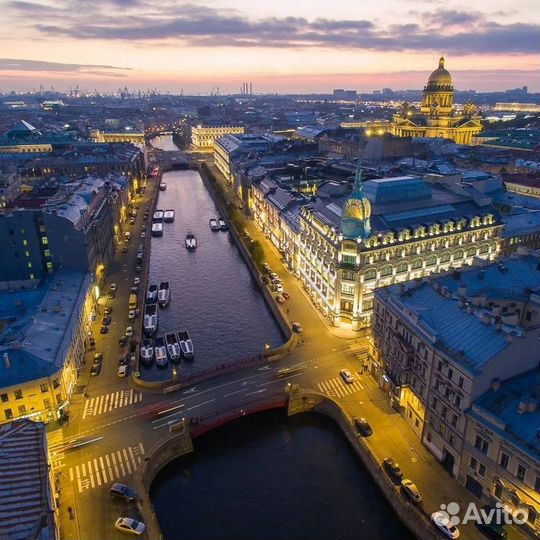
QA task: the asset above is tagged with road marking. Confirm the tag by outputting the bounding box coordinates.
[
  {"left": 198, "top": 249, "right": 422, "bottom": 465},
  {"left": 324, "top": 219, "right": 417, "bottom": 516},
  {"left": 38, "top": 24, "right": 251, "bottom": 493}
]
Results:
[
  {"left": 186, "top": 398, "right": 215, "bottom": 411},
  {"left": 82, "top": 390, "right": 143, "bottom": 418},
  {"left": 99, "top": 457, "right": 107, "bottom": 483},
  {"left": 155, "top": 403, "right": 185, "bottom": 416},
  {"left": 151, "top": 408, "right": 184, "bottom": 424},
  {"left": 245, "top": 389, "right": 266, "bottom": 396},
  {"left": 69, "top": 468, "right": 74, "bottom": 482},
  {"left": 222, "top": 389, "right": 246, "bottom": 397},
  {"left": 317, "top": 376, "right": 365, "bottom": 398},
  {"left": 111, "top": 453, "right": 120, "bottom": 477},
  {"left": 82, "top": 399, "right": 90, "bottom": 419}
]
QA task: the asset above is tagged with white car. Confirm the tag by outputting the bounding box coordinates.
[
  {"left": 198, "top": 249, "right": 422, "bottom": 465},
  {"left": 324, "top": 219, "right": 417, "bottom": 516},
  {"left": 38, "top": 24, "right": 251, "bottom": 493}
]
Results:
[
  {"left": 140, "top": 231, "right": 146, "bottom": 239},
  {"left": 125, "top": 326, "right": 133, "bottom": 337},
  {"left": 118, "top": 365, "right": 128, "bottom": 378},
  {"left": 133, "top": 277, "right": 140, "bottom": 285},
  {"left": 401, "top": 479, "right": 422, "bottom": 503},
  {"left": 431, "top": 512, "right": 460, "bottom": 539},
  {"left": 340, "top": 369, "right": 354, "bottom": 384},
  {"left": 275, "top": 283, "right": 284, "bottom": 293},
  {"left": 114, "top": 517, "right": 145, "bottom": 535},
  {"left": 109, "top": 283, "right": 117, "bottom": 292},
  {"left": 128, "top": 310, "right": 136, "bottom": 320}
]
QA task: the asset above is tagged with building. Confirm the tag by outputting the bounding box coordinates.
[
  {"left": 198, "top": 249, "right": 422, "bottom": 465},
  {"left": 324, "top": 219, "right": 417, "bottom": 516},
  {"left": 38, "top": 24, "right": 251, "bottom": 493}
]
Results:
[
  {"left": 89, "top": 127, "right": 145, "bottom": 145},
  {"left": 0, "top": 420, "right": 58, "bottom": 539},
  {"left": 462, "top": 370, "right": 539, "bottom": 534},
  {"left": 0, "top": 271, "right": 92, "bottom": 425},
  {"left": 391, "top": 57, "right": 483, "bottom": 145},
  {"left": 294, "top": 165, "right": 502, "bottom": 329},
  {"left": 493, "top": 103, "right": 540, "bottom": 113},
  {"left": 190, "top": 124, "right": 244, "bottom": 150},
  {"left": 372, "top": 254, "right": 539, "bottom": 488},
  {"left": 333, "top": 89, "right": 357, "bottom": 100}
]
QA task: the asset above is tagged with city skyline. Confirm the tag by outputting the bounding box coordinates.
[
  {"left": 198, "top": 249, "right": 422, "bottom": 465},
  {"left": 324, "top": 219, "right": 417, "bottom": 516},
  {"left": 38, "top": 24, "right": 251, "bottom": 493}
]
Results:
[{"left": 1, "top": 0, "right": 539, "bottom": 93}]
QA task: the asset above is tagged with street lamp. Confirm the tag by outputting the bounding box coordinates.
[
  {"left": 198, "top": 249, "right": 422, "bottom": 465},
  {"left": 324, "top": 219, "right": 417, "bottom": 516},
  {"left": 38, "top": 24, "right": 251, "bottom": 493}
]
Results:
[{"left": 264, "top": 343, "right": 270, "bottom": 356}]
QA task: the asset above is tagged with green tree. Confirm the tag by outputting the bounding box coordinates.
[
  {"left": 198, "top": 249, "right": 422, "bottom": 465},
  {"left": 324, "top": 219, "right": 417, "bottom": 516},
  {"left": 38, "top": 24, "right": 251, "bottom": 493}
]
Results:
[{"left": 249, "top": 241, "right": 265, "bottom": 267}]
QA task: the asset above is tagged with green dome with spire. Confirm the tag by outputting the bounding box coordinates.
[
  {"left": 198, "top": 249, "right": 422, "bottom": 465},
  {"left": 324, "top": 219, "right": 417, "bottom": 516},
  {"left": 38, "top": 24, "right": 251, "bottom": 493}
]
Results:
[{"left": 341, "top": 157, "right": 371, "bottom": 239}]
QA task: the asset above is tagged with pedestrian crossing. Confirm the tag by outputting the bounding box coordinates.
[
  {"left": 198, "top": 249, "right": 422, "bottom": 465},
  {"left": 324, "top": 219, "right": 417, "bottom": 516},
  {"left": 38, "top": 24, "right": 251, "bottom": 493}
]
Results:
[
  {"left": 47, "top": 431, "right": 67, "bottom": 470},
  {"left": 82, "top": 389, "right": 143, "bottom": 419},
  {"left": 317, "top": 376, "right": 364, "bottom": 398},
  {"left": 68, "top": 443, "right": 145, "bottom": 493}
]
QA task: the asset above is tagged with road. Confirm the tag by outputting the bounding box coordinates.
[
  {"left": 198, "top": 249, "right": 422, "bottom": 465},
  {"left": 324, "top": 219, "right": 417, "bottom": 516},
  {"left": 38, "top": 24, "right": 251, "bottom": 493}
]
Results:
[{"left": 50, "top": 160, "right": 530, "bottom": 540}]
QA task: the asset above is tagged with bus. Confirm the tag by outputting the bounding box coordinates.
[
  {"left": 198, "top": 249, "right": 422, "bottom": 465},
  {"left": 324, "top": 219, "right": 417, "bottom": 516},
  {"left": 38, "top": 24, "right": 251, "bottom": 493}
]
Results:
[
  {"left": 276, "top": 366, "right": 302, "bottom": 378},
  {"left": 129, "top": 294, "right": 137, "bottom": 310}
]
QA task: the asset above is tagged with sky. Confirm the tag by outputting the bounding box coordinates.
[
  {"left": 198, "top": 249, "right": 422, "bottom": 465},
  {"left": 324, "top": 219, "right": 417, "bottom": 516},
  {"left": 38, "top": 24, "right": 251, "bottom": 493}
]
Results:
[{"left": 1, "top": 0, "right": 538, "bottom": 94}]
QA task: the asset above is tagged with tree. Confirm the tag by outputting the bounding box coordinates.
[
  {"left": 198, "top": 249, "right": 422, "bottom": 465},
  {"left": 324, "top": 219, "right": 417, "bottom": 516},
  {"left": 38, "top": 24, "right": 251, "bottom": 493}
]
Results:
[{"left": 249, "top": 241, "right": 265, "bottom": 267}]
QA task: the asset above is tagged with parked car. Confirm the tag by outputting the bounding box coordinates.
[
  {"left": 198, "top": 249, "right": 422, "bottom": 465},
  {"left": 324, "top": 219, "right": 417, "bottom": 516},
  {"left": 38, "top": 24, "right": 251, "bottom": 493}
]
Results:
[
  {"left": 431, "top": 511, "right": 460, "bottom": 539},
  {"left": 401, "top": 479, "right": 422, "bottom": 503},
  {"left": 107, "top": 291, "right": 116, "bottom": 299},
  {"left": 135, "top": 266, "right": 142, "bottom": 274},
  {"left": 383, "top": 458, "right": 403, "bottom": 483},
  {"left": 476, "top": 521, "right": 507, "bottom": 540},
  {"left": 270, "top": 272, "right": 279, "bottom": 281},
  {"left": 103, "top": 307, "right": 112, "bottom": 316},
  {"left": 90, "top": 363, "right": 102, "bottom": 376},
  {"left": 276, "top": 295, "right": 286, "bottom": 304},
  {"left": 282, "top": 292, "right": 290, "bottom": 300},
  {"left": 353, "top": 417, "right": 373, "bottom": 437},
  {"left": 141, "top": 225, "right": 147, "bottom": 232},
  {"left": 118, "top": 336, "right": 127, "bottom": 347},
  {"left": 110, "top": 483, "right": 137, "bottom": 502},
  {"left": 340, "top": 369, "right": 354, "bottom": 384},
  {"left": 129, "top": 217, "right": 135, "bottom": 225},
  {"left": 114, "top": 517, "right": 145, "bottom": 536},
  {"left": 100, "top": 326, "right": 109, "bottom": 334},
  {"left": 125, "top": 326, "right": 133, "bottom": 337},
  {"left": 262, "top": 275, "right": 269, "bottom": 285},
  {"left": 128, "top": 310, "right": 136, "bottom": 319},
  {"left": 118, "top": 355, "right": 129, "bottom": 366},
  {"left": 93, "top": 352, "right": 103, "bottom": 364},
  {"left": 121, "top": 246, "right": 128, "bottom": 254},
  {"left": 292, "top": 322, "right": 303, "bottom": 333},
  {"left": 133, "top": 277, "right": 140, "bottom": 285},
  {"left": 118, "top": 365, "right": 128, "bottom": 378},
  {"left": 109, "top": 283, "right": 118, "bottom": 292},
  {"left": 140, "top": 231, "right": 146, "bottom": 239},
  {"left": 101, "top": 316, "right": 112, "bottom": 325},
  {"left": 262, "top": 262, "right": 270, "bottom": 273},
  {"left": 274, "top": 283, "right": 284, "bottom": 293},
  {"left": 130, "top": 286, "right": 138, "bottom": 294}
]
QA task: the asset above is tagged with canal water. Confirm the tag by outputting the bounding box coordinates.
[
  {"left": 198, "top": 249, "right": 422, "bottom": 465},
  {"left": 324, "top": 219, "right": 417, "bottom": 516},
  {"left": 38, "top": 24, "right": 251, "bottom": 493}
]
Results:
[
  {"left": 151, "top": 410, "right": 415, "bottom": 540},
  {"left": 144, "top": 142, "right": 284, "bottom": 380}
]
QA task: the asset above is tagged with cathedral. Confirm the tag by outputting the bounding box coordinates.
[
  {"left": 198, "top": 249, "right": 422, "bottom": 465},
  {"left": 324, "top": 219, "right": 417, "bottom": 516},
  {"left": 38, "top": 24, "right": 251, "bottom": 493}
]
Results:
[{"left": 391, "top": 57, "right": 483, "bottom": 145}]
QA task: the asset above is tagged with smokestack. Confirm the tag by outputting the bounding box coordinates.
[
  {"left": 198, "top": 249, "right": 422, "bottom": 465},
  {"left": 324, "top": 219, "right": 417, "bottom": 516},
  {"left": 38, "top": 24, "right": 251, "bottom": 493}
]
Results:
[{"left": 250, "top": 82, "right": 253, "bottom": 95}]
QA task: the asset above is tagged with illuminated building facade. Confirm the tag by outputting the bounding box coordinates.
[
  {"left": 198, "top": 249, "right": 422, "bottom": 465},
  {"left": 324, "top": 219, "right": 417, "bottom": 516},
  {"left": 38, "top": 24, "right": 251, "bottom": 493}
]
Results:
[
  {"left": 191, "top": 124, "right": 244, "bottom": 150},
  {"left": 90, "top": 128, "right": 145, "bottom": 145},
  {"left": 391, "top": 57, "right": 483, "bottom": 145}
]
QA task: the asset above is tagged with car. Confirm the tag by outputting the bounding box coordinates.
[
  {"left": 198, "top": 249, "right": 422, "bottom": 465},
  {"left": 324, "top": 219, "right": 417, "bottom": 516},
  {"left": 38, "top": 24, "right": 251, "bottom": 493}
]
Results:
[
  {"left": 133, "top": 277, "right": 140, "bottom": 285},
  {"left": 476, "top": 521, "right": 507, "bottom": 540},
  {"left": 90, "top": 363, "right": 102, "bottom": 376},
  {"left": 141, "top": 225, "right": 147, "bottom": 232},
  {"left": 118, "top": 355, "right": 129, "bottom": 366},
  {"left": 353, "top": 417, "right": 373, "bottom": 437},
  {"left": 401, "top": 479, "right": 422, "bottom": 503},
  {"left": 272, "top": 277, "right": 283, "bottom": 285},
  {"left": 274, "top": 283, "right": 284, "bottom": 293},
  {"left": 103, "top": 307, "right": 112, "bottom": 316},
  {"left": 125, "top": 326, "right": 133, "bottom": 337},
  {"left": 128, "top": 310, "right": 136, "bottom": 319},
  {"left": 130, "top": 286, "right": 138, "bottom": 294},
  {"left": 114, "top": 517, "right": 145, "bottom": 536},
  {"left": 270, "top": 272, "right": 279, "bottom": 281},
  {"left": 109, "top": 283, "right": 117, "bottom": 292},
  {"left": 340, "top": 369, "right": 354, "bottom": 384},
  {"left": 140, "top": 231, "right": 146, "bottom": 238},
  {"left": 292, "top": 322, "right": 303, "bottom": 333},
  {"left": 118, "top": 365, "right": 128, "bottom": 377},
  {"left": 431, "top": 511, "right": 460, "bottom": 539},
  {"left": 118, "top": 336, "right": 127, "bottom": 347},
  {"left": 135, "top": 266, "right": 142, "bottom": 274},
  {"left": 276, "top": 295, "right": 286, "bottom": 304},
  {"left": 129, "top": 217, "right": 135, "bottom": 225},
  {"left": 142, "top": 214, "right": 148, "bottom": 221},
  {"left": 383, "top": 458, "right": 404, "bottom": 483},
  {"left": 100, "top": 326, "right": 109, "bottom": 334},
  {"left": 262, "top": 275, "right": 269, "bottom": 285},
  {"left": 107, "top": 291, "right": 116, "bottom": 299},
  {"left": 93, "top": 352, "right": 103, "bottom": 364},
  {"left": 282, "top": 291, "right": 290, "bottom": 300},
  {"left": 102, "top": 316, "right": 112, "bottom": 325},
  {"left": 262, "top": 262, "right": 270, "bottom": 272},
  {"left": 121, "top": 246, "right": 128, "bottom": 254}
]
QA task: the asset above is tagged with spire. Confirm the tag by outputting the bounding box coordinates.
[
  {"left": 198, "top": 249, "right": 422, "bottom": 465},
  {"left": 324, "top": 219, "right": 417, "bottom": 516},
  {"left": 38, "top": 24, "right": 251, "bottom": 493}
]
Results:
[
  {"left": 353, "top": 154, "right": 363, "bottom": 193},
  {"left": 439, "top": 56, "right": 445, "bottom": 69}
]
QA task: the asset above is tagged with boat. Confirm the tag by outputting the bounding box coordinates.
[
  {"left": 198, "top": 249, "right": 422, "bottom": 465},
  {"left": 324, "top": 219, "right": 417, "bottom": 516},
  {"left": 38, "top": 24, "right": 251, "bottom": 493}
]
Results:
[
  {"left": 146, "top": 284, "right": 158, "bottom": 304},
  {"left": 143, "top": 304, "right": 158, "bottom": 336},
  {"left": 154, "top": 336, "right": 168, "bottom": 367},
  {"left": 140, "top": 338, "right": 154, "bottom": 366},
  {"left": 153, "top": 210, "right": 164, "bottom": 222},
  {"left": 151, "top": 223, "right": 163, "bottom": 237},
  {"left": 165, "top": 332, "right": 181, "bottom": 363},
  {"left": 157, "top": 281, "right": 170, "bottom": 308},
  {"left": 209, "top": 218, "right": 220, "bottom": 231},
  {"left": 185, "top": 234, "right": 197, "bottom": 250},
  {"left": 177, "top": 330, "right": 194, "bottom": 360},
  {"left": 163, "top": 209, "right": 175, "bottom": 223},
  {"left": 218, "top": 217, "right": 228, "bottom": 231},
  {"left": 159, "top": 182, "right": 167, "bottom": 191}
]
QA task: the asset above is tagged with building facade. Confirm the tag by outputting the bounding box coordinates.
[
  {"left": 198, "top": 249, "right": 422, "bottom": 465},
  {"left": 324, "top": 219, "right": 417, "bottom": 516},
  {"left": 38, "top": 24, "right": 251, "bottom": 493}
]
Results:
[{"left": 191, "top": 124, "right": 244, "bottom": 150}]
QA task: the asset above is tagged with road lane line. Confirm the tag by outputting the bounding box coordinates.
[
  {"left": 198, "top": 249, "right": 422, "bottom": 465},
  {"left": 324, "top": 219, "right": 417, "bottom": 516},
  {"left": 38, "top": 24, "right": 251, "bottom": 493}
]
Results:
[
  {"left": 222, "top": 389, "right": 245, "bottom": 398},
  {"left": 104, "top": 393, "right": 112, "bottom": 413},
  {"left": 105, "top": 454, "right": 114, "bottom": 480},
  {"left": 155, "top": 403, "right": 185, "bottom": 416},
  {"left": 96, "top": 395, "right": 104, "bottom": 415},
  {"left": 76, "top": 465, "right": 80, "bottom": 480},
  {"left": 111, "top": 452, "right": 120, "bottom": 477},
  {"left": 69, "top": 467, "right": 74, "bottom": 482},
  {"left": 257, "top": 373, "right": 303, "bottom": 386},
  {"left": 77, "top": 476, "right": 83, "bottom": 493},
  {"left": 139, "top": 443, "right": 145, "bottom": 455},
  {"left": 246, "top": 389, "right": 267, "bottom": 396},
  {"left": 92, "top": 459, "right": 99, "bottom": 486},
  {"left": 99, "top": 457, "right": 107, "bottom": 483},
  {"left": 123, "top": 449, "right": 132, "bottom": 474},
  {"left": 117, "top": 451, "right": 126, "bottom": 476},
  {"left": 128, "top": 446, "right": 137, "bottom": 471},
  {"left": 81, "top": 463, "right": 87, "bottom": 477},
  {"left": 129, "top": 388, "right": 134, "bottom": 405},
  {"left": 113, "top": 391, "right": 120, "bottom": 408},
  {"left": 186, "top": 399, "right": 215, "bottom": 411},
  {"left": 82, "top": 399, "right": 90, "bottom": 419},
  {"left": 151, "top": 410, "right": 184, "bottom": 424}
]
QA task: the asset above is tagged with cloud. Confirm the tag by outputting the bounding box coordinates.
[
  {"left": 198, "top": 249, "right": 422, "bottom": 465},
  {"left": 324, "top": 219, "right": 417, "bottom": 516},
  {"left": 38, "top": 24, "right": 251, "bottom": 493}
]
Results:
[
  {"left": 5, "top": 1, "right": 539, "bottom": 55},
  {"left": 0, "top": 58, "right": 132, "bottom": 75}
]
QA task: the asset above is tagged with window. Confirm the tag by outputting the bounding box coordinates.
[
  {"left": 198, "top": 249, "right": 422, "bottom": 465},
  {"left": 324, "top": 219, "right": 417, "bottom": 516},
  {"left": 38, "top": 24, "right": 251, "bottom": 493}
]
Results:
[
  {"left": 364, "top": 269, "right": 376, "bottom": 281},
  {"left": 478, "top": 464, "right": 486, "bottom": 477},
  {"left": 43, "top": 398, "right": 51, "bottom": 410},
  {"left": 474, "top": 435, "right": 489, "bottom": 454},
  {"left": 411, "top": 259, "right": 422, "bottom": 269},
  {"left": 448, "top": 368, "right": 453, "bottom": 380},
  {"left": 455, "top": 395, "right": 462, "bottom": 408},
  {"left": 4, "top": 409, "right": 13, "bottom": 420},
  {"left": 426, "top": 255, "right": 436, "bottom": 266},
  {"left": 342, "top": 254, "right": 356, "bottom": 265},
  {"left": 440, "top": 252, "right": 451, "bottom": 263},
  {"left": 14, "top": 390, "right": 23, "bottom": 400},
  {"left": 499, "top": 453, "right": 509, "bottom": 470},
  {"left": 517, "top": 464, "right": 526, "bottom": 481},
  {"left": 458, "top": 376, "right": 464, "bottom": 388},
  {"left": 380, "top": 266, "right": 392, "bottom": 277},
  {"left": 535, "top": 476, "right": 540, "bottom": 493},
  {"left": 454, "top": 249, "right": 464, "bottom": 260},
  {"left": 53, "top": 378, "right": 60, "bottom": 389},
  {"left": 469, "top": 457, "right": 477, "bottom": 469},
  {"left": 342, "top": 270, "right": 354, "bottom": 281},
  {"left": 40, "top": 383, "right": 48, "bottom": 393},
  {"left": 0, "top": 393, "right": 8, "bottom": 403},
  {"left": 41, "top": 237, "right": 49, "bottom": 245},
  {"left": 466, "top": 247, "right": 476, "bottom": 257},
  {"left": 18, "top": 405, "right": 27, "bottom": 416},
  {"left": 396, "top": 262, "right": 408, "bottom": 273}
]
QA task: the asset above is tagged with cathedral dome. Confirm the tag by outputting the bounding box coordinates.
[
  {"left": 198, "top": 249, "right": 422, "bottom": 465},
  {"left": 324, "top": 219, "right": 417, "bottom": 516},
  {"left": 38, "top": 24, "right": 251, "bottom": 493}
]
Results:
[
  {"left": 427, "top": 57, "right": 452, "bottom": 87},
  {"left": 342, "top": 197, "right": 371, "bottom": 221},
  {"left": 341, "top": 160, "right": 371, "bottom": 239}
]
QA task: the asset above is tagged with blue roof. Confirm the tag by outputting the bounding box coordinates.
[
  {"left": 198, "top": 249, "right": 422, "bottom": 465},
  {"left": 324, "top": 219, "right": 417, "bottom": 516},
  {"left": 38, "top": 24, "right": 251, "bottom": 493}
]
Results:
[
  {"left": 502, "top": 211, "right": 540, "bottom": 238},
  {"left": 363, "top": 176, "right": 432, "bottom": 205},
  {"left": 473, "top": 369, "right": 539, "bottom": 456}
]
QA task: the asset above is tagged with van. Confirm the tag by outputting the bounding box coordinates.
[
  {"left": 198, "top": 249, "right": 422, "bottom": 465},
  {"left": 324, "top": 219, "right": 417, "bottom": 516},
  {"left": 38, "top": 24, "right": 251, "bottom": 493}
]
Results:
[
  {"left": 128, "top": 294, "right": 137, "bottom": 310},
  {"left": 124, "top": 231, "right": 131, "bottom": 241}
]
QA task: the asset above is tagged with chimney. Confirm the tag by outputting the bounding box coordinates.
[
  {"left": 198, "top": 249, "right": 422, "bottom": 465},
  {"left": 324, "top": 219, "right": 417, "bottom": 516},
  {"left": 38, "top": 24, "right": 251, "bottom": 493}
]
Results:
[
  {"left": 490, "top": 378, "right": 501, "bottom": 391},
  {"left": 458, "top": 284, "right": 467, "bottom": 297}
]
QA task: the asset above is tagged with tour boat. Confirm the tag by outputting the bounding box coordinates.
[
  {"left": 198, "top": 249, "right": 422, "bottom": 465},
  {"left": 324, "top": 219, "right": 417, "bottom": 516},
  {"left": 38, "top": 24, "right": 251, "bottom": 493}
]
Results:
[
  {"left": 159, "top": 182, "right": 167, "bottom": 191},
  {"left": 153, "top": 210, "right": 164, "bottom": 222},
  {"left": 218, "top": 217, "right": 228, "bottom": 231},
  {"left": 143, "top": 304, "right": 158, "bottom": 336},
  {"left": 165, "top": 332, "right": 181, "bottom": 363},
  {"left": 209, "top": 218, "right": 220, "bottom": 231},
  {"left": 177, "top": 330, "right": 194, "bottom": 360},
  {"left": 163, "top": 209, "right": 175, "bottom": 223},
  {"left": 151, "top": 223, "right": 163, "bottom": 237},
  {"left": 185, "top": 233, "right": 197, "bottom": 250},
  {"left": 157, "top": 281, "right": 170, "bottom": 308},
  {"left": 154, "top": 336, "right": 168, "bottom": 367},
  {"left": 140, "top": 339, "right": 154, "bottom": 366},
  {"left": 146, "top": 284, "right": 158, "bottom": 304}
]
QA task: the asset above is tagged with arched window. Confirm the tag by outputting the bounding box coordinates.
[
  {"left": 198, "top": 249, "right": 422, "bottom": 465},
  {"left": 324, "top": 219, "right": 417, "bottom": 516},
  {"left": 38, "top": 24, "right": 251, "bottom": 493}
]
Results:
[
  {"left": 396, "top": 262, "right": 408, "bottom": 273},
  {"left": 426, "top": 255, "right": 437, "bottom": 267},
  {"left": 440, "top": 252, "right": 451, "bottom": 263},
  {"left": 454, "top": 249, "right": 464, "bottom": 260},
  {"left": 466, "top": 247, "right": 476, "bottom": 257},
  {"left": 364, "top": 268, "right": 377, "bottom": 281},
  {"left": 380, "top": 265, "right": 392, "bottom": 277},
  {"left": 411, "top": 258, "right": 423, "bottom": 269},
  {"left": 479, "top": 244, "right": 489, "bottom": 254}
]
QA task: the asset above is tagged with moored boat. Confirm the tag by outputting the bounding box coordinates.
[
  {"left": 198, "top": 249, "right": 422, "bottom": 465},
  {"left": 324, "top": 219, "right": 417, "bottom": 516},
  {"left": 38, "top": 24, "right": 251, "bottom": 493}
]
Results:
[
  {"left": 140, "top": 338, "right": 154, "bottom": 366},
  {"left": 153, "top": 210, "right": 164, "bottom": 222},
  {"left": 185, "top": 233, "right": 197, "bottom": 250},
  {"left": 209, "top": 218, "right": 220, "bottom": 231},
  {"left": 165, "top": 332, "right": 181, "bottom": 363},
  {"left": 163, "top": 209, "right": 175, "bottom": 222},
  {"left": 177, "top": 330, "right": 194, "bottom": 360},
  {"left": 146, "top": 284, "right": 158, "bottom": 304},
  {"left": 218, "top": 217, "right": 228, "bottom": 231},
  {"left": 143, "top": 304, "right": 158, "bottom": 336},
  {"left": 159, "top": 182, "right": 167, "bottom": 191},
  {"left": 157, "top": 281, "right": 170, "bottom": 308},
  {"left": 154, "top": 336, "right": 168, "bottom": 367},
  {"left": 151, "top": 223, "right": 163, "bottom": 237}
]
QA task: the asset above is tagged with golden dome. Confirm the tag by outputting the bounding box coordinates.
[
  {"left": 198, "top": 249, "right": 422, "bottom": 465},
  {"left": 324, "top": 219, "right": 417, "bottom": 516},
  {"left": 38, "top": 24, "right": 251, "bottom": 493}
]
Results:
[
  {"left": 343, "top": 197, "right": 371, "bottom": 221},
  {"left": 427, "top": 56, "right": 452, "bottom": 87}
]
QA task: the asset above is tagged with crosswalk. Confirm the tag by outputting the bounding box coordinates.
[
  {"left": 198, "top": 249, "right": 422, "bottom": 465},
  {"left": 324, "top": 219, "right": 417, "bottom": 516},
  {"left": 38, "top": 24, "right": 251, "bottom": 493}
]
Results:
[
  {"left": 68, "top": 443, "right": 145, "bottom": 493},
  {"left": 48, "top": 431, "right": 67, "bottom": 470},
  {"left": 82, "top": 389, "right": 143, "bottom": 419},
  {"left": 317, "top": 376, "right": 364, "bottom": 398}
]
